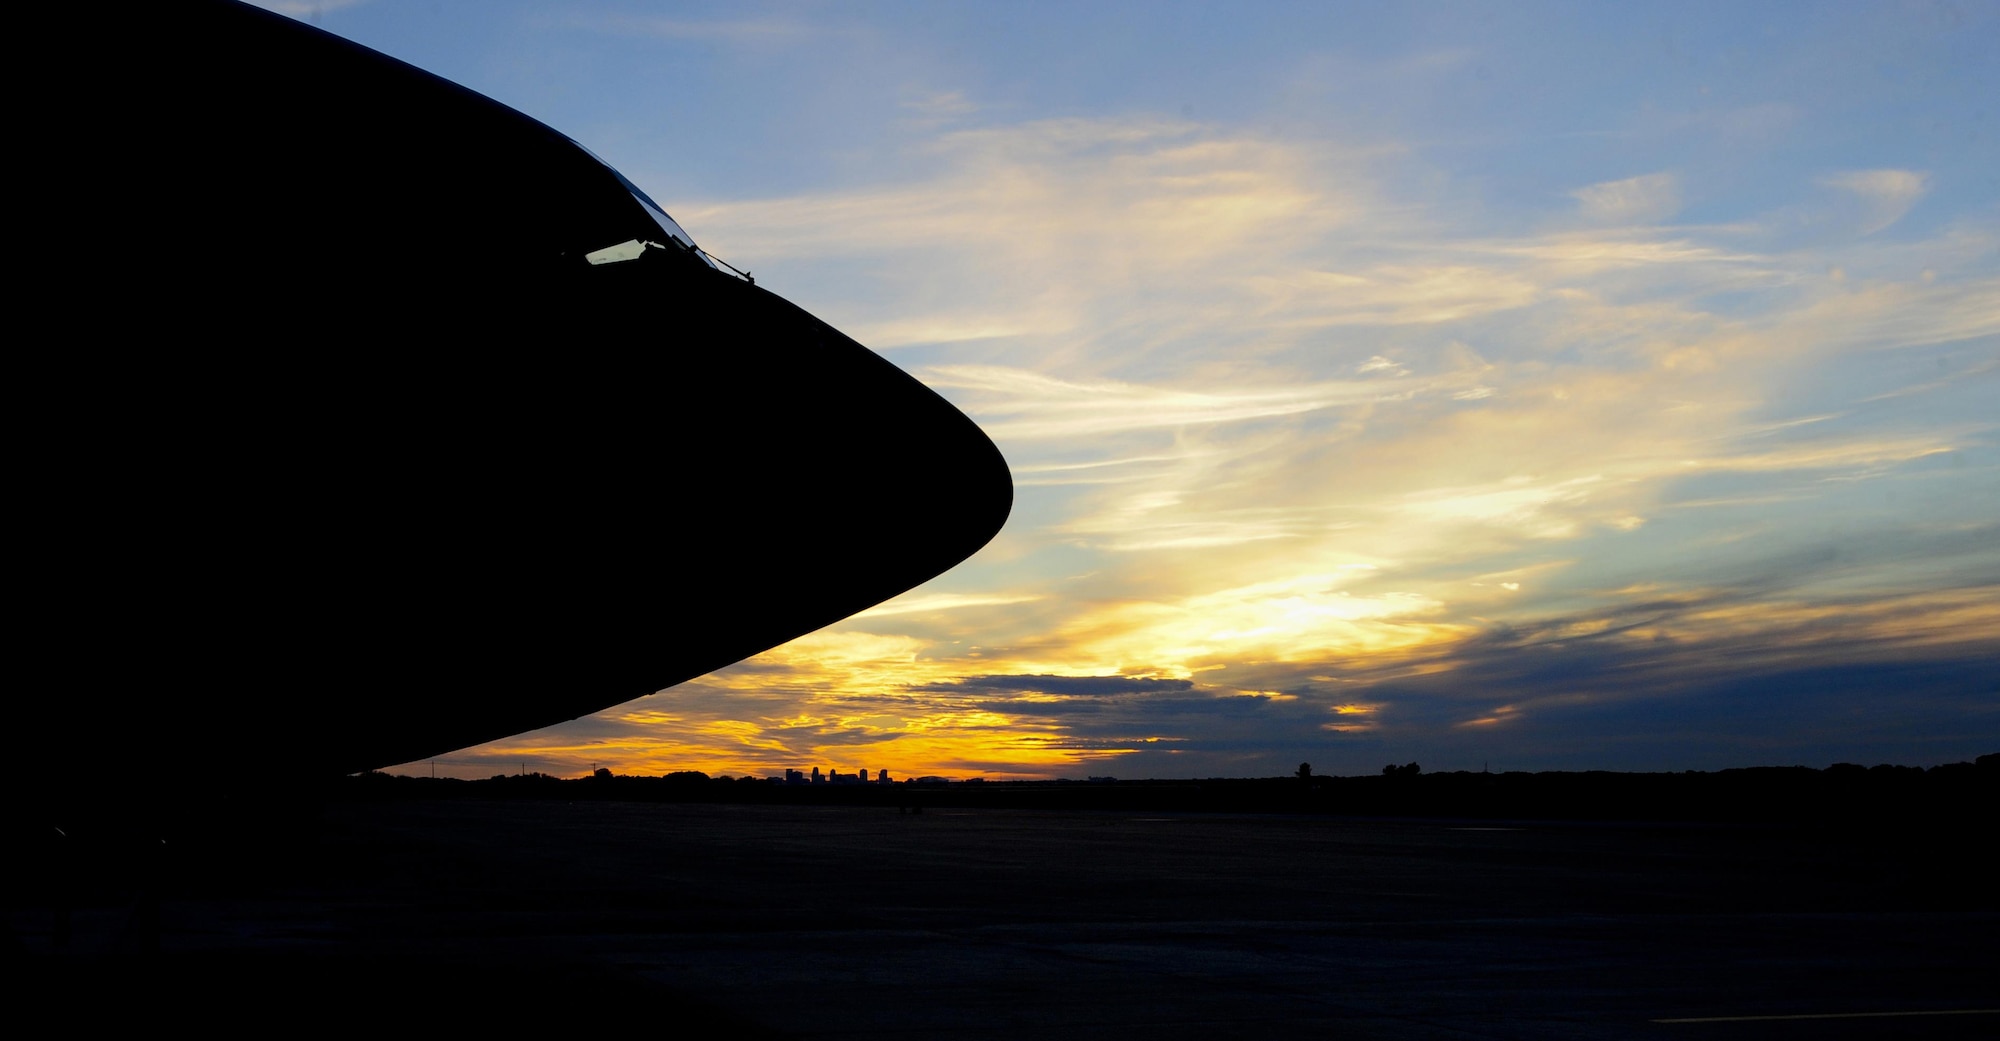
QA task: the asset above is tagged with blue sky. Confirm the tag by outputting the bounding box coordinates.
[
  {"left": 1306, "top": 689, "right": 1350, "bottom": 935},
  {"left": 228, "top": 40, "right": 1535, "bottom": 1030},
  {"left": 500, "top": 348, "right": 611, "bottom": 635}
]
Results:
[{"left": 257, "top": 1, "right": 1999, "bottom": 778}]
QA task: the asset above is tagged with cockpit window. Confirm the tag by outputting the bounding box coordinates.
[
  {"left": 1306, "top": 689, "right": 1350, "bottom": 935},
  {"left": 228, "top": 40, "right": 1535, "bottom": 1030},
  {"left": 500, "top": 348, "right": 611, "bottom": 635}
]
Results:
[
  {"left": 565, "top": 135, "right": 749, "bottom": 281},
  {"left": 619, "top": 177, "right": 697, "bottom": 250},
  {"left": 564, "top": 136, "right": 694, "bottom": 245}
]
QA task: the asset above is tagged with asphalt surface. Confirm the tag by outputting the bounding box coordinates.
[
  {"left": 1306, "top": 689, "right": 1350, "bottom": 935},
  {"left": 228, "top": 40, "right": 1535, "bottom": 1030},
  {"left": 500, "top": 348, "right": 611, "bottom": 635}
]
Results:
[{"left": 11, "top": 800, "right": 1996, "bottom": 1038}]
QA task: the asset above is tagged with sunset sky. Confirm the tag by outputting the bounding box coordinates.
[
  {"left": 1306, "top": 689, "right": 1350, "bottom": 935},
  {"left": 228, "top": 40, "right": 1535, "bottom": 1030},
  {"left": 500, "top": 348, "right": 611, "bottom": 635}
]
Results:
[{"left": 261, "top": 1, "right": 1997, "bottom": 779}]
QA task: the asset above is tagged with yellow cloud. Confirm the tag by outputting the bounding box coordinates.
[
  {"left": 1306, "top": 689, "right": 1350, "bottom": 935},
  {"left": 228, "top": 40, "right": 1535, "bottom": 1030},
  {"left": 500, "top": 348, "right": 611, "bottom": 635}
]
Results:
[
  {"left": 854, "top": 592, "right": 1045, "bottom": 618},
  {"left": 1025, "top": 574, "right": 1463, "bottom": 677}
]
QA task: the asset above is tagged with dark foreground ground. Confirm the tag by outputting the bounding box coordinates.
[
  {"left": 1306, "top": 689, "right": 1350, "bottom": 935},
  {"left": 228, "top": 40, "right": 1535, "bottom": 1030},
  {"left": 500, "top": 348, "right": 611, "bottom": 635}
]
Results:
[{"left": 10, "top": 800, "right": 1995, "bottom": 1039}]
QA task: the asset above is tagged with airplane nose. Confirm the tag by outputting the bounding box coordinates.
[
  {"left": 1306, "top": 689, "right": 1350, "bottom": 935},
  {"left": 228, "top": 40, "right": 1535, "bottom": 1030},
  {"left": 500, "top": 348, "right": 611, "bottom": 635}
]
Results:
[{"left": 20, "top": 0, "right": 1014, "bottom": 795}]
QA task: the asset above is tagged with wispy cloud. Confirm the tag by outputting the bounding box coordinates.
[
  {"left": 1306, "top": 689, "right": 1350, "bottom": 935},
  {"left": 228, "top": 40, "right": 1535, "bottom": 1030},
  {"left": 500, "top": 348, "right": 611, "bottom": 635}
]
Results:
[
  {"left": 243, "top": 0, "right": 373, "bottom": 17},
  {"left": 921, "top": 365, "right": 1410, "bottom": 440},
  {"left": 897, "top": 89, "right": 978, "bottom": 132},
  {"left": 575, "top": 15, "right": 834, "bottom": 45},
  {"left": 1571, "top": 172, "right": 1681, "bottom": 224},
  {"left": 854, "top": 592, "right": 1044, "bottom": 618},
  {"left": 1821, "top": 169, "right": 1930, "bottom": 234}
]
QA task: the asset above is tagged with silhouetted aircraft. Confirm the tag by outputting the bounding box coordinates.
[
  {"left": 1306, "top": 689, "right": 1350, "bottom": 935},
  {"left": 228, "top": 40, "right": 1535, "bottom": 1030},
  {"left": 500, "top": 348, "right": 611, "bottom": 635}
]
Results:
[{"left": 17, "top": 1, "right": 1009, "bottom": 833}]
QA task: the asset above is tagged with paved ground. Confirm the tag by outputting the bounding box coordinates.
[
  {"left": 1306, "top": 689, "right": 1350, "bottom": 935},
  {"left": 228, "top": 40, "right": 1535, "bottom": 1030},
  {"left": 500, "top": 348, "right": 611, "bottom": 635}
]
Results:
[{"left": 12, "top": 800, "right": 1996, "bottom": 1038}]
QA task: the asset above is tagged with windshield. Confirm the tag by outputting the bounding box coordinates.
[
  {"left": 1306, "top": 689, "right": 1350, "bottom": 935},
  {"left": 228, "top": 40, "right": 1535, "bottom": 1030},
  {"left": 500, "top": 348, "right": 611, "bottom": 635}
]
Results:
[
  {"left": 563, "top": 136, "right": 697, "bottom": 247},
  {"left": 615, "top": 176, "right": 696, "bottom": 250}
]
